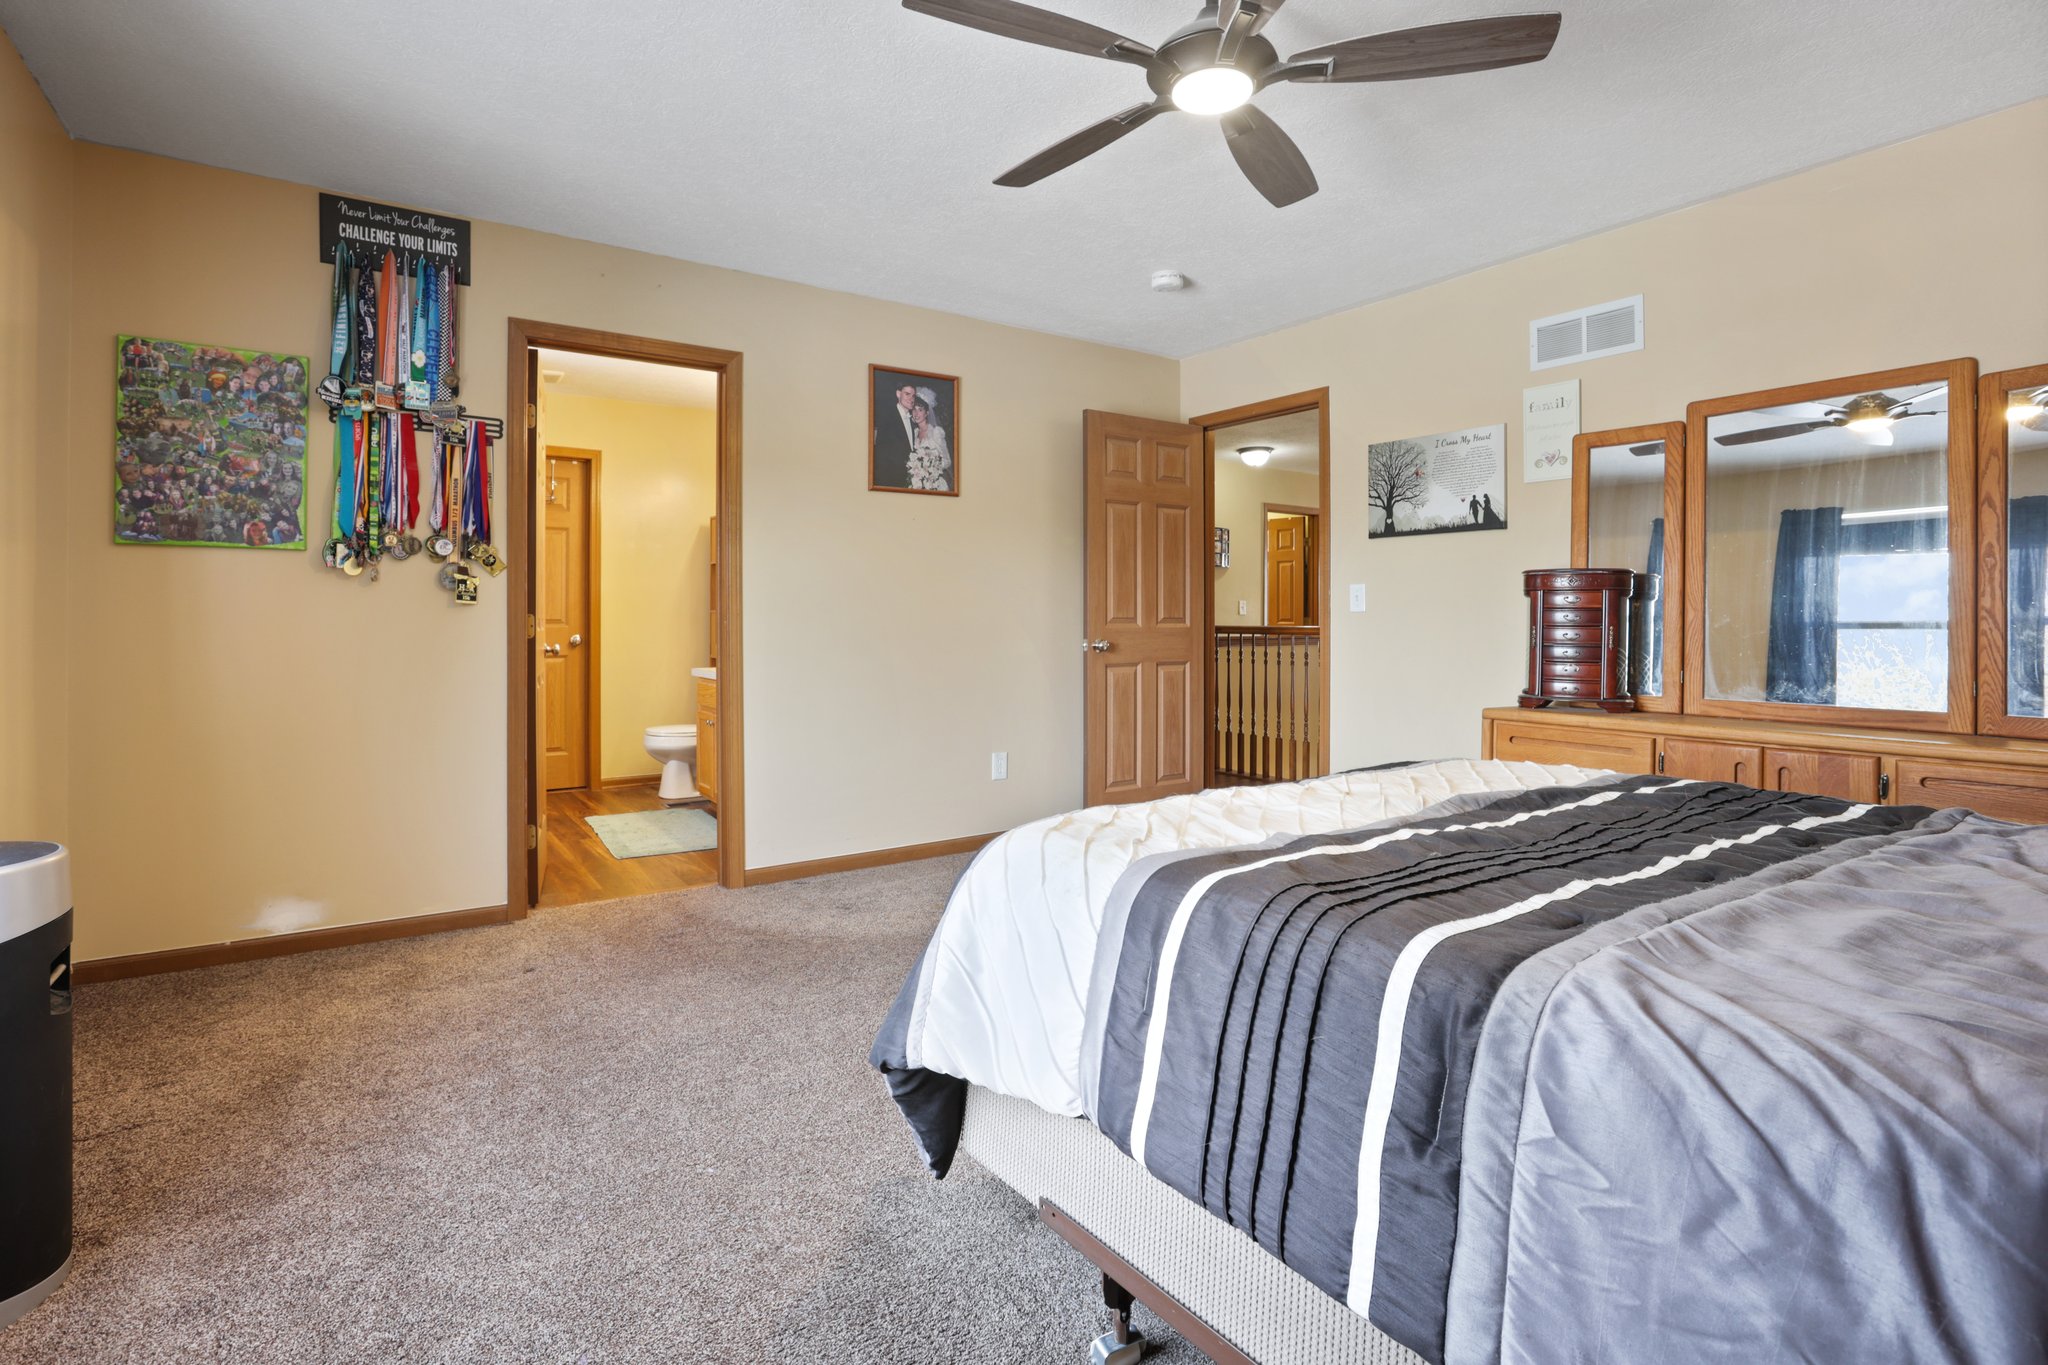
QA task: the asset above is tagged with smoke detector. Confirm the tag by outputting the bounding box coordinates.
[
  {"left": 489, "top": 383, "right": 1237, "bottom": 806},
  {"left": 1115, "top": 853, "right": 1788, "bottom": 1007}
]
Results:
[{"left": 1150, "top": 270, "right": 1190, "bottom": 293}]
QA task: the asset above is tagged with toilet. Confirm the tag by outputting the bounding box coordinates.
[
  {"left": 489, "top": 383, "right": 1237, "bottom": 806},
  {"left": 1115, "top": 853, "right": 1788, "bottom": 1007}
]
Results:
[{"left": 643, "top": 724, "right": 699, "bottom": 803}]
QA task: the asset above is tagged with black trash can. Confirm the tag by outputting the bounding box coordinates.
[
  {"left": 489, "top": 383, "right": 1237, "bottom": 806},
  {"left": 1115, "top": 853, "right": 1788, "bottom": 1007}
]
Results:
[{"left": 0, "top": 842, "right": 70, "bottom": 1328}]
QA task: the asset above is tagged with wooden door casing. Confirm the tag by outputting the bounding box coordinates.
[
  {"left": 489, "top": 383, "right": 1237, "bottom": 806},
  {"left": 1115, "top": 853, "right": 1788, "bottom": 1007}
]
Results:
[
  {"left": 1086, "top": 411, "right": 1207, "bottom": 806},
  {"left": 542, "top": 451, "right": 596, "bottom": 790}
]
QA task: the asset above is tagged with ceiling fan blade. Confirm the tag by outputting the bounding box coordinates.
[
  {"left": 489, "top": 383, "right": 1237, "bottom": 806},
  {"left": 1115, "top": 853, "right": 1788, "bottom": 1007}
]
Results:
[
  {"left": 1714, "top": 419, "right": 1835, "bottom": 447},
  {"left": 1286, "top": 13, "right": 1561, "bottom": 83},
  {"left": 1221, "top": 105, "right": 1318, "bottom": 206},
  {"left": 1216, "top": 0, "right": 1286, "bottom": 64},
  {"left": 1628, "top": 442, "right": 1665, "bottom": 458},
  {"left": 902, "top": 0, "right": 1153, "bottom": 62},
  {"left": 1884, "top": 384, "right": 1947, "bottom": 411},
  {"left": 995, "top": 101, "right": 1169, "bottom": 187}
]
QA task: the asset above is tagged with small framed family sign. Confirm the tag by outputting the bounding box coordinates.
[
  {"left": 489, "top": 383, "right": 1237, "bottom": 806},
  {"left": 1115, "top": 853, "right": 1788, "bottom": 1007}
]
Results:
[{"left": 869, "top": 365, "right": 960, "bottom": 496}]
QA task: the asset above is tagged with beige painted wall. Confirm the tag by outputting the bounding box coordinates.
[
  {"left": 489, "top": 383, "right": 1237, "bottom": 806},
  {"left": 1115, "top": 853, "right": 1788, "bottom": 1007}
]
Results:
[
  {"left": 543, "top": 390, "right": 717, "bottom": 782},
  {"left": 1180, "top": 98, "right": 2048, "bottom": 769},
  {"left": 57, "top": 145, "right": 1177, "bottom": 960},
  {"left": 0, "top": 34, "right": 71, "bottom": 842},
  {"left": 1213, "top": 458, "right": 1320, "bottom": 626}
]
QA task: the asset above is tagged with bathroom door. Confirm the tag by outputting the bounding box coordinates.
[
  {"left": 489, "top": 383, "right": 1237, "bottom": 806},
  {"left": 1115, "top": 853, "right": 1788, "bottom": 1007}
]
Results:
[
  {"left": 1083, "top": 410, "right": 1207, "bottom": 806},
  {"left": 542, "top": 449, "right": 597, "bottom": 790}
]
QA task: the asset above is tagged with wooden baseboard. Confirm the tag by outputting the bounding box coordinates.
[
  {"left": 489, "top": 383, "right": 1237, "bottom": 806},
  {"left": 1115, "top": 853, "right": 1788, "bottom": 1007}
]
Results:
[
  {"left": 597, "top": 774, "right": 661, "bottom": 789},
  {"left": 743, "top": 831, "right": 998, "bottom": 886},
  {"left": 74, "top": 904, "right": 513, "bottom": 984}
]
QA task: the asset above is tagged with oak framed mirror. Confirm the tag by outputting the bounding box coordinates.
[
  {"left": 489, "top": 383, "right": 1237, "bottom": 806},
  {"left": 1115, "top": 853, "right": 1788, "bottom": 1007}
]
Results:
[
  {"left": 1978, "top": 362, "right": 2048, "bottom": 740},
  {"left": 1571, "top": 422, "right": 1684, "bottom": 713},
  {"left": 1683, "top": 358, "right": 1978, "bottom": 733}
]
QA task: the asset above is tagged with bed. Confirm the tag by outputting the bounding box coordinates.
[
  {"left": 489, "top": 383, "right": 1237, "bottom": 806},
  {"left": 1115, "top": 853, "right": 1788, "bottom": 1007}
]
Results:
[{"left": 872, "top": 760, "right": 2048, "bottom": 1364}]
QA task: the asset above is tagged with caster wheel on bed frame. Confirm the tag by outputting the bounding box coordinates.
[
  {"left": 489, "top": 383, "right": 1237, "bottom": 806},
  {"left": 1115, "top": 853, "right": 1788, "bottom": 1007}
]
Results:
[{"left": 1089, "top": 1329, "right": 1146, "bottom": 1365}]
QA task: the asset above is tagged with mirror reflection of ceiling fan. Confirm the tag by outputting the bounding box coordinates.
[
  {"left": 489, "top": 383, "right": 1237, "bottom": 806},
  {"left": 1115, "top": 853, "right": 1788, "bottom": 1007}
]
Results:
[
  {"left": 1628, "top": 441, "right": 1664, "bottom": 457},
  {"left": 2009, "top": 386, "right": 2048, "bottom": 432},
  {"left": 901, "top": 0, "right": 1563, "bottom": 206},
  {"left": 1714, "top": 387, "right": 1945, "bottom": 449}
]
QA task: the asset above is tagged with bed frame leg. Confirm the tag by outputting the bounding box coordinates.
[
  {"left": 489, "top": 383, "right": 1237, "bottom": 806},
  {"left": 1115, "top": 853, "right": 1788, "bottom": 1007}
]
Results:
[{"left": 1090, "top": 1272, "right": 1147, "bottom": 1365}]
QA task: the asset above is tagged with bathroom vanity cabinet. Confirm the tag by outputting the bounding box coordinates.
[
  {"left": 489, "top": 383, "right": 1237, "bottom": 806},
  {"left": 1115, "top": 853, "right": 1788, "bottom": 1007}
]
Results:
[{"left": 696, "top": 675, "right": 719, "bottom": 806}]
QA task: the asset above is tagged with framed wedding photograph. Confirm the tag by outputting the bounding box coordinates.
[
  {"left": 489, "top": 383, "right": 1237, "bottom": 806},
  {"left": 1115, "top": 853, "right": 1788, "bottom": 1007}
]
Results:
[{"left": 870, "top": 364, "right": 960, "bottom": 496}]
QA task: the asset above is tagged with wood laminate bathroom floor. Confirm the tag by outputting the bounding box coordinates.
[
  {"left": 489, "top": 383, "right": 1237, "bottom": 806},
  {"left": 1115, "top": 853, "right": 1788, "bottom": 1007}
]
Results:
[{"left": 539, "top": 783, "right": 720, "bottom": 907}]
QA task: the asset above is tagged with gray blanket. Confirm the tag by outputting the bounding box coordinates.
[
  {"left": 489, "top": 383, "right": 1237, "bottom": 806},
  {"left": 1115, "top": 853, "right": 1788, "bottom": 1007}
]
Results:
[{"left": 877, "top": 777, "right": 2048, "bottom": 1363}]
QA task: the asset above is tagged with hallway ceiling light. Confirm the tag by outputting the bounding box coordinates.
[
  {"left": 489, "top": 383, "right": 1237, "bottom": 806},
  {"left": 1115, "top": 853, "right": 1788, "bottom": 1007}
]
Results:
[{"left": 1237, "top": 445, "right": 1273, "bottom": 467}]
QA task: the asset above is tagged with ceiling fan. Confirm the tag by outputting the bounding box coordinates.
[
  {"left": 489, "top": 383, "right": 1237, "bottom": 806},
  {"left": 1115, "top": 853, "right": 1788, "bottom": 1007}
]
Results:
[
  {"left": 901, "top": 0, "right": 1563, "bottom": 206},
  {"left": 1714, "top": 389, "right": 1946, "bottom": 449}
]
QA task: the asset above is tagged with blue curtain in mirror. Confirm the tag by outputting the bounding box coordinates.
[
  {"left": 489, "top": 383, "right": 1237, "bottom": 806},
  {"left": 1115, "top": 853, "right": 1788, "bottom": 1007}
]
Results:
[
  {"left": 1765, "top": 507, "right": 1843, "bottom": 704},
  {"left": 1636, "top": 517, "right": 1665, "bottom": 695},
  {"left": 2011, "top": 496, "right": 2048, "bottom": 716}
]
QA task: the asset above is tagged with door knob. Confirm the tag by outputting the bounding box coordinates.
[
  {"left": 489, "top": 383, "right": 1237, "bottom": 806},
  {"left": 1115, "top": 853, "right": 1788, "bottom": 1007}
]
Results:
[
  {"left": 1084, "top": 639, "right": 1110, "bottom": 653},
  {"left": 569, "top": 634, "right": 583, "bottom": 647},
  {"left": 544, "top": 643, "right": 562, "bottom": 656}
]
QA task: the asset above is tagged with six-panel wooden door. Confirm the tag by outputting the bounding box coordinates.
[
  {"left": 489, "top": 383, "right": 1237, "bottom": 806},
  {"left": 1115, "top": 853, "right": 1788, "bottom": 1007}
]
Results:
[{"left": 1084, "top": 411, "right": 1207, "bottom": 806}]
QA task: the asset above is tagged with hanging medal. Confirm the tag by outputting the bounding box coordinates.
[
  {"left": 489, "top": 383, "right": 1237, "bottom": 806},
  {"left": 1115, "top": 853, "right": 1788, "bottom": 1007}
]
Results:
[
  {"left": 462, "top": 423, "right": 504, "bottom": 576},
  {"left": 325, "top": 394, "right": 359, "bottom": 570},
  {"left": 405, "top": 256, "right": 430, "bottom": 411},
  {"left": 353, "top": 257, "right": 377, "bottom": 394},
  {"left": 318, "top": 240, "right": 352, "bottom": 409},
  {"left": 425, "top": 427, "right": 457, "bottom": 560},
  {"left": 373, "top": 251, "right": 399, "bottom": 410}
]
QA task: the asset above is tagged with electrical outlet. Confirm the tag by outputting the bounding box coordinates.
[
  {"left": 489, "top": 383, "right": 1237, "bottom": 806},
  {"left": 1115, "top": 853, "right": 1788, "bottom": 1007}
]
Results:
[
  {"left": 1349, "top": 583, "right": 1367, "bottom": 612},
  {"left": 991, "top": 751, "right": 1007, "bottom": 781}
]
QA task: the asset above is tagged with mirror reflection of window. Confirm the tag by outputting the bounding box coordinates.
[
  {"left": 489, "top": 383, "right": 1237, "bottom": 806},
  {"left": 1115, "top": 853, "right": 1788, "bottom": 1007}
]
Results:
[
  {"left": 1585, "top": 439, "right": 1667, "bottom": 696},
  {"left": 1702, "top": 381, "right": 1951, "bottom": 711},
  {"left": 2008, "top": 382, "right": 2048, "bottom": 719}
]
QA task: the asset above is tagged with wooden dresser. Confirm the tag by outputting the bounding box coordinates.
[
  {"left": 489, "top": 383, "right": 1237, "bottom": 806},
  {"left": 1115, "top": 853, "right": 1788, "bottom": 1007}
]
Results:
[{"left": 1481, "top": 707, "right": 2048, "bottom": 824}]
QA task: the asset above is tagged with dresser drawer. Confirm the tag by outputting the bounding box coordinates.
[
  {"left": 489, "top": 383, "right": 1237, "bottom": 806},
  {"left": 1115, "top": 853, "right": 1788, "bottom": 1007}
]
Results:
[
  {"left": 1893, "top": 759, "right": 2048, "bottom": 823},
  {"left": 1542, "top": 642, "right": 1604, "bottom": 663},
  {"left": 1539, "top": 589, "right": 1605, "bottom": 609},
  {"left": 1541, "top": 659, "right": 1612, "bottom": 681},
  {"left": 1541, "top": 607, "right": 1602, "bottom": 629},
  {"left": 1490, "top": 719, "right": 1655, "bottom": 774}
]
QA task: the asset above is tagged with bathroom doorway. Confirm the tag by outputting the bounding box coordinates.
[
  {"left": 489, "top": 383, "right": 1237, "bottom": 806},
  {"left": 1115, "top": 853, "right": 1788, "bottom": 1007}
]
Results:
[
  {"left": 506, "top": 321, "right": 743, "bottom": 913},
  {"left": 1194, "top": 391, "right": 1330, "bottom": 787}
]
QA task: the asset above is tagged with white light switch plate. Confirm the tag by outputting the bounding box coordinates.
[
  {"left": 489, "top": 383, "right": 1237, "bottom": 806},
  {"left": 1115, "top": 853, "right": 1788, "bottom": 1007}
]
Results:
[
  {"left": 1237, "top": 600, "right": 1248, "bottom": 617},
  {"left": 1349, "top": 583, "right": 1367, "bottom": 612},
  {"left": 991, "top": 752, "right": 1007, "bottom": 780}
]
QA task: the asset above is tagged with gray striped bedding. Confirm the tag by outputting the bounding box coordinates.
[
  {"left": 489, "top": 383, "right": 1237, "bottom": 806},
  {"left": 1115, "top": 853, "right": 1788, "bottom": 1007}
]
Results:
[{"left": 874, "top": 773, "right": 2048, "bottom": 1363}]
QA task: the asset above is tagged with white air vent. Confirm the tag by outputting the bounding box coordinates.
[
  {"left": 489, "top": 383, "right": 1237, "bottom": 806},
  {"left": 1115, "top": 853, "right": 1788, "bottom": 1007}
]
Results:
[{"left": 1529, "top": 295, "right": 1644, "bottom": 371}]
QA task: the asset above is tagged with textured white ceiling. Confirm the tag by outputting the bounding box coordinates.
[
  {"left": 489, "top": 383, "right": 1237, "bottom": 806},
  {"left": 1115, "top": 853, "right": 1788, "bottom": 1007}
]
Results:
[
  {"left": 6, "top": 0, "right": 2043, "bottom": 357},
  {"left": 538, "top": 348, "right": 718, "bottom": 409}
]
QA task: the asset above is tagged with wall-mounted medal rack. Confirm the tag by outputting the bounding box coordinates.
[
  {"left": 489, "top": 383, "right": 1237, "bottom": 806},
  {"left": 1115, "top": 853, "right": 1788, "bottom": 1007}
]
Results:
[{"left": 315, "top": 196, "right": 503, "bottom": 597}]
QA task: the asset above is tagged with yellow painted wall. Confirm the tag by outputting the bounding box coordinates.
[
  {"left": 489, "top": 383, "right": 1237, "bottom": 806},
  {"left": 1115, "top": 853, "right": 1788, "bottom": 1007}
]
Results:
[
  {"left": 1180, "top": 98, "right": 2048, "bottom": 769},
  {"left": 55, "top": 144, "right": 1178, "bottom": 961},
  {"left": 1212, "top": 459, "right": 1320, "bottom": 625},
  {"left": 543, "top": 390, "right": 717, "bottom": 782},
  {"left": 0, "top": 32, "right": 70, "bottom": 842}
]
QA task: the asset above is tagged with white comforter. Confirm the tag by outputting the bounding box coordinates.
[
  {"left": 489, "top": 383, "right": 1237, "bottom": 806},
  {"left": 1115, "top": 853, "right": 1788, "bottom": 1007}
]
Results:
[{"left": 902, "top": 759, "right": 1604, "bottom": 1123}]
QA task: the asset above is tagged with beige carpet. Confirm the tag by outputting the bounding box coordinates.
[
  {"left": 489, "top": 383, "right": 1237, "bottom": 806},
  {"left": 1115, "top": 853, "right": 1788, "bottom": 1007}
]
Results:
[{"left": 1, "top": 857, "right": 1206, "bottom": 1364}]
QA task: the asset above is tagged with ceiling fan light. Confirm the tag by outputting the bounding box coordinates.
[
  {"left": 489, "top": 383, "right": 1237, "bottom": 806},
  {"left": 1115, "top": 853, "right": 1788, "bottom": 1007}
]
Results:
[
  {"left": 2009, "top": 393, "right": 2048, "bottom": 424},
  {"left": 1172, "top": 66, "right": 1254, "bottom": 115},
  {"left": 1237, "top": 445, "right": 1273, "bottom": 467},
  {"left": 1844, "top": 415, "right": 1894, "bottom": 445}
]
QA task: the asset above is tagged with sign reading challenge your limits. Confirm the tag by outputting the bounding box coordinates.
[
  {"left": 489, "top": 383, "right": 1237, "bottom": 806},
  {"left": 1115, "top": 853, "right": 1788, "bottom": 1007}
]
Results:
[{"left": 318, "top": 193, "right": 472, "bottom": 284}]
